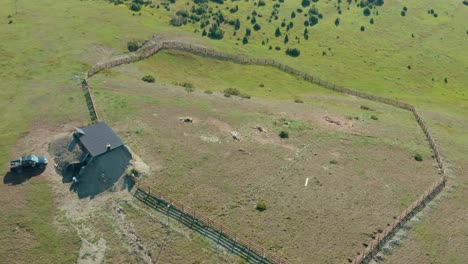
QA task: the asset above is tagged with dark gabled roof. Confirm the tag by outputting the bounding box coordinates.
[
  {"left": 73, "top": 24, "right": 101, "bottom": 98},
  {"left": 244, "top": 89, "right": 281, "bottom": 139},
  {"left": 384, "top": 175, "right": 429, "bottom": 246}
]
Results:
[{"left": 75, "top": 121, "right": 124, "bottom": 157}]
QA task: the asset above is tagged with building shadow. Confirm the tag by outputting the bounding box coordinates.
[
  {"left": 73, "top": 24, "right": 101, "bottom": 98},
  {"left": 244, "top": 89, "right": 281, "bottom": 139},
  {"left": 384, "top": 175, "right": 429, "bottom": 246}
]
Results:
[
  {"left": 76, "top": 147, "right": 132, "bottom": 199},
  {"left": 3, "top": 168, "right": 45, "bottom": 185}
]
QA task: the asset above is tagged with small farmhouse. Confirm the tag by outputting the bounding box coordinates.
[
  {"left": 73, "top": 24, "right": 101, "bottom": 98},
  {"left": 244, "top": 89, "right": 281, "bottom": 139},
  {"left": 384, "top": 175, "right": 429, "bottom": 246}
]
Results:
[{"left": 73, "top": 121, "right": 131, "bottom": 198}]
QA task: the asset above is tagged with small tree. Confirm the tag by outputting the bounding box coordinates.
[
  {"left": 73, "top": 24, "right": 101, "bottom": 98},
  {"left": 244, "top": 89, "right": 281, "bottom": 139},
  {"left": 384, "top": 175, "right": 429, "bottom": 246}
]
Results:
[
  {"left": 286, "top": 48, "right": 300, "bottom": 57},
  {"left": 130, "top": 3, "right": 142, "bottom": 12},
  {"left": 284, "top": 34, "right": 289, "bottom": 44},
  {"left": 275, "top": 27, "right": 281, "bottom": 37},
  {"left": 235, "top": 18, "right": 240, "bottom": 30},
  {"left": 208, "top": 24, "right": 224, "bottom": 39},
  {"left": 242, "top": 36, "right": 248, "bottom": 44},
  {"left": 291, "top": 11, "right": 296, "bottom": 18},
  {"left": 363, "top": 8, "right": 371, "bottom": 16},
  {"left": 253, "top": 23, "right": 261, "bottom": 31},
  {"left": 335, "top": 18, "right": 340, "bottom": 26},
  {"left": 224, "top": 88, "right": 240, "bottom": 96}
]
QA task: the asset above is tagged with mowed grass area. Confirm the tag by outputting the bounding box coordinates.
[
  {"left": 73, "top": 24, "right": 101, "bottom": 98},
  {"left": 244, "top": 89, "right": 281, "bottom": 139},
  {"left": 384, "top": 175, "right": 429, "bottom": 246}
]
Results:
[{"left": 89, "top": 61, "right": 439, "bottom": 262}]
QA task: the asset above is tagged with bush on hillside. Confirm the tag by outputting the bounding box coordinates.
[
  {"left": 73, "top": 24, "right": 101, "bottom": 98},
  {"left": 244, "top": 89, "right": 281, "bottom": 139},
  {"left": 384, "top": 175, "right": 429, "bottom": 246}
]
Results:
[
  {"left": 286, "top": 48, "right": 301, "bottom": 57},
  {"left": 363, "top": 8, "right": 371, "bottom": 16},
  {"left": 127, "top": 41, "right": 139, "bottom": 52},
  {"left": 130, "top": 3, "right": 141, "bottom": 12},
  {"left": 142, "top": 75, "right": 155, "bottom": 83},
  {"left": 224, "top": 88, "right": 240, "bottom": 96},
  {"left": 256, "top": 201, "right": 267, "bottom": 211},
  {"left": 335, "top": 18, "right": 340, "bottom": 26},
  {"left": 279, "top": 130, "right": 289, "bottom": 139},
  {"left": 414, "top": 153, "right": 423, "bottom": 161}
]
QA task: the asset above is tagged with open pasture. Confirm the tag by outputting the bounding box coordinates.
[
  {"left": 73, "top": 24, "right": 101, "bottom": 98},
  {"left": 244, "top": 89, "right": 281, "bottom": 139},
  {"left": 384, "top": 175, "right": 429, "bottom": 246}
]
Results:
[{"left": 88, "top": 54, "right": 439, "bottom": 262}]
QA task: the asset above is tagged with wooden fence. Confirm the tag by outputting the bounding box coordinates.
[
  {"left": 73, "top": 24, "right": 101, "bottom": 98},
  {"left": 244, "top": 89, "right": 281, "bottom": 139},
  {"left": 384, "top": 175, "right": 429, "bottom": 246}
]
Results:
[
  {"left": 133, "top": 187, "right": 287, "bottom": 264},
  {"left": 82, "top": 38, "right": 448, "bottom": 264}
]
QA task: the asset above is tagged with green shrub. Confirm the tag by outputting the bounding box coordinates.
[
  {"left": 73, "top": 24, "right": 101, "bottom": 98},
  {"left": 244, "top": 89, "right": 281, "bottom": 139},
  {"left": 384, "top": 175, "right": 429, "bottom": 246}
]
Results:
[
  {"left": 256, "top": 201, "right": 267, "bottom": 212},
  {"left": 130, "top": 3, "right": 141, "bottom": 12},
  {"left": 223, "top": 93, "right": 231, "bottom": 97},
  {"left": 240, "top": 93, "right": 251, "bottom": 99},
  {"left": 335, "top": 18, "right": 340, "bottom": 26},
  {"left": 207, "top": 24, "right": 224, "bottom": 39},
  {"left": 371, "top": 115, "right": 378, "bottom": 120},
  {"left": 204, "top": 90, "right": 213, "bottom": 94},
  {"left": 279, "top": 130, "right": 289, "bottom": 139},
  {"left": 329, "top": 159, "right": 338, "bottom": 165},
  {"left": 224, "top": 88, "right": 240, "bottom": 96},
  {"left": 414, "top": 153, "right": 423, "bottom": 161},
  {"left": 286, "top": 48, "right": 301, "bottom": 57},
  {"left": 275, "top": 27, "right": 281, "bottom": 37},
  {"left": 142, "top": 75, "right": 155, "bottom": 83},
  {"left": 361, "top": 25, "right": 365, "bottom": 32},
  {"left": 294, "top": 98, "right": 304, "bottom": 103},
  {"left": 127, "top": 41, "right": 139, "bottom": 52},
  {"left": 363, "top": 8, "right": 371, "bottom": 16}
]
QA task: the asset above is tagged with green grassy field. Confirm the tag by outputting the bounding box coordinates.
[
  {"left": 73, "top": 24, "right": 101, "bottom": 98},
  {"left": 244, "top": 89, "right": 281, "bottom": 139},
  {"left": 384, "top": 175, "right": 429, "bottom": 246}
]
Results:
[{"left": 0, "top": 0, "right": 466, "bottom": 263}]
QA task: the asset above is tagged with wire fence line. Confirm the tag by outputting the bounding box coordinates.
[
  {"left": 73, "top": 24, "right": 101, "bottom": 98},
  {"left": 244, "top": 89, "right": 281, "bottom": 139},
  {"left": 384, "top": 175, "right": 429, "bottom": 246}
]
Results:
[
  {"left": 133, "top": 187, "right": 287, "bottom": 264},
  {"left": 82, "top": 38, "right": 448, "bottom": 264}
]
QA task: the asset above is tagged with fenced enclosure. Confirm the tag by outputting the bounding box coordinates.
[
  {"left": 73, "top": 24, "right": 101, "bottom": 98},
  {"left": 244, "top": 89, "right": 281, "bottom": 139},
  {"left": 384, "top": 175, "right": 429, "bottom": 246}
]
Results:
[{"left": 81, "top": 37, "right": 448, "bottom": 264}]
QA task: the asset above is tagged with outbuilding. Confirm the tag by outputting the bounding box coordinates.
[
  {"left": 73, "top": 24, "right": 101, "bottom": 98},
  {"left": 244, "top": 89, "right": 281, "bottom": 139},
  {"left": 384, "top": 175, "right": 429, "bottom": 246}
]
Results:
[{"left": 73, "top": 121, "right": 132, "bottom": 198}]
